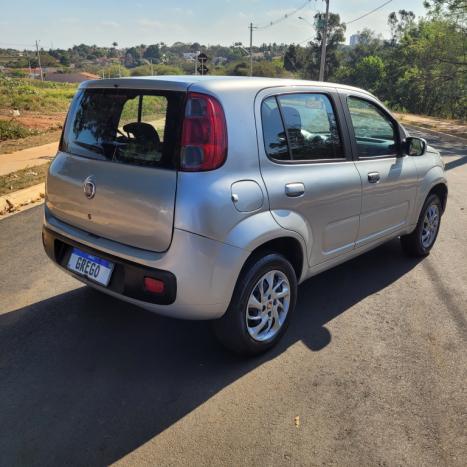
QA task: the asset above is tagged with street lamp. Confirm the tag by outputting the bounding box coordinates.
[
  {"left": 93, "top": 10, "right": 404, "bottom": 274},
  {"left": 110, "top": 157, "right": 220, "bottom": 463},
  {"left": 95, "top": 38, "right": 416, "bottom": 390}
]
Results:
[{"left": 232, "top": 43, "right": 252, "bottom": 76}]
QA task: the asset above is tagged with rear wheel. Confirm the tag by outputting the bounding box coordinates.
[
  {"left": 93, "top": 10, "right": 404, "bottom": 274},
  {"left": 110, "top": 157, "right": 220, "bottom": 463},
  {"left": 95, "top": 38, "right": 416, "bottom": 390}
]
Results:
[
  {"left": 213, "top": 253, "right": 297, "bottom": 356},
  {"left": 401, "top": 194, "right": 442, "bottom": 257}
]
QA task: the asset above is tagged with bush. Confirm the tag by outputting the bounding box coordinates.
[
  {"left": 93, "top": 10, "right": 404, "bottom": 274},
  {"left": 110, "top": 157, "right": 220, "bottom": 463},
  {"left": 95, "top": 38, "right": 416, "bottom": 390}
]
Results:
[
  {"left": 0, "top": 77, "right": 76, "bottom": 112},
  {"left": 129, "top": 64, "right": 183, "bottom": 76},
  {"left": 152, "top": 64, "right": 183, "bottom": 75},
  {"left": 100, "top": 64, "right": 130, "bottom": 78},
  {"left": 0, "top": 120, "right": 37, "bottom": 141}
]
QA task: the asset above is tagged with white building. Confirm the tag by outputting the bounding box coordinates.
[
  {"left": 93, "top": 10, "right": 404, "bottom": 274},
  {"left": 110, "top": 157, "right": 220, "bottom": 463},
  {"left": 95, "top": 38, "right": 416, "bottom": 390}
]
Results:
[{"left": 349, "top": 34, "right": 361, "bottom": 46}]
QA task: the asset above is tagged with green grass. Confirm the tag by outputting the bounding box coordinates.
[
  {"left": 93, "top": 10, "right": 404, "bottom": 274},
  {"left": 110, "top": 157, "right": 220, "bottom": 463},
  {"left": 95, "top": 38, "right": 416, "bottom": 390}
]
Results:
[
  {"left": 0, "top": 77, "right": 77, "bottom": 113},
  {"left": 0, "top": 162, "right": 49, "bottom": 196},
  {"left": 0, "top": 120, "right": 38, "bottom": 141}
]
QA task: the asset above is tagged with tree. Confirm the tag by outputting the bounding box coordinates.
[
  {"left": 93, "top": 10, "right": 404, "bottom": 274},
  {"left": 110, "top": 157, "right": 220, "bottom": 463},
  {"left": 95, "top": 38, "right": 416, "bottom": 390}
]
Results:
[
  {"left": 101, "top": 64, "right": 130, "bottom": 78},
  {"left": 354, "top": 56, "right": 386, "bottom": 93},
  {"left": 109, "top": 42, "right": 119, "bottom": 59},
  {"left": 303, "top": 12, "right": 346, "bottom": 80},
  {"left": 38, "top": 52, "right": 59, "bottom": 67},
  {"left": 392, "top": 18, "right": 466, "bottom": 118},
  {"left": 423, "top": 0, "right": 467, "bottom": 17},
  {"left": 224, "top": 61, "right": 249, "bottom": 76},
  {"left": 347, "top": 29, "right": 384, "bottom": 62},
  {"left": 124, "top": 46, "right": 144, "bottom": 67},
  {"left": 388, "top": 10, "right": 416, "bottom": 43},
  {"left": 151, "top": 64, "right": 183, "bottom": 75},
  {"left": 190, "top": 42, "right": 201, "bottom": 52},
  {"left": 283, "top": 45, "right": 304, "bottom": 72},
  {"left": 143, "top": 44, "right": 161, "bottom": 61}
]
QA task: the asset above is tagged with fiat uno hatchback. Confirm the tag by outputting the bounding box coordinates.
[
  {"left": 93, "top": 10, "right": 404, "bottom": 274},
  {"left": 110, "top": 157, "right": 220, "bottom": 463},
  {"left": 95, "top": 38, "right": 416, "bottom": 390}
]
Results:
[{"left": 43, "top": 76, "right": 447, "bottom": 355}]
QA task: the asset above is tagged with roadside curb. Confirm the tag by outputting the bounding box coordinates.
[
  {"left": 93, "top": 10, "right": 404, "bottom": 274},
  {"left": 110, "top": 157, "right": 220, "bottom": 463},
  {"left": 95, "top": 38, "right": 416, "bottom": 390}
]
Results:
[{"left": 0, "top": 183, "right": 45, "bottom": 216}]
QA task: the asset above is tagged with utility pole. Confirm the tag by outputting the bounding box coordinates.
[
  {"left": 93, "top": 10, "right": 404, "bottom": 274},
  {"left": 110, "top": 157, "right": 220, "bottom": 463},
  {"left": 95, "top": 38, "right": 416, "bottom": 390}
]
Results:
[
  {"left": 35, "top": 40, "right": 44, "bottom": 81},
  {"left": 318, "top": 0, "right": 330, "bottom": 81},
  {"left": 249, "top": 22, "right": 254, "bottom": 77}
]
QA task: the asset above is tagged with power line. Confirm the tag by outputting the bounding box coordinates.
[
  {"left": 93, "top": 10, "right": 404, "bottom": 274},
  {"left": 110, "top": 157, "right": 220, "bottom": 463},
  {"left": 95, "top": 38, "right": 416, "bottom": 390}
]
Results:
[
  {"left": 344, "top": 0, "right": 394, "bottom": 25},
  {"left": 256, "top": 0, "right": 313, "bottom": 29},
  {"left": 299, "top": 36, "right": 314, "bottom": 44}
]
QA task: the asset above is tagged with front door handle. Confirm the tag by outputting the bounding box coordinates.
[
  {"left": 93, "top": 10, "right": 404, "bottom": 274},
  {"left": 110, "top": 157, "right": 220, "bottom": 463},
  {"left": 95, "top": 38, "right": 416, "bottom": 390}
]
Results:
[
  {"left": 285, "top": 182, "right": 305, "bottom": 197},
  {"left": 368, "top": 172, "right": 381, "bottom": 184}
]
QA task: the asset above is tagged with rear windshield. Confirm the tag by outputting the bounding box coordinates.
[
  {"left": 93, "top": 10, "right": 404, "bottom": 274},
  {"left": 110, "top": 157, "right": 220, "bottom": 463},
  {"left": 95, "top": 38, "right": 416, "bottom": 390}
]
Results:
[{"left": 61, "top": 89, "right": 185, "bottom": 169}]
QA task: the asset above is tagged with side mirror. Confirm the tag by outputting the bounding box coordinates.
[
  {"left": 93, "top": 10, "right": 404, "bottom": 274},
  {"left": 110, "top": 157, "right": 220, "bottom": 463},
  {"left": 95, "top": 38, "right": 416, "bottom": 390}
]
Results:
[{"left": 405, "top": 136, "right": 427, "bottom": 156}]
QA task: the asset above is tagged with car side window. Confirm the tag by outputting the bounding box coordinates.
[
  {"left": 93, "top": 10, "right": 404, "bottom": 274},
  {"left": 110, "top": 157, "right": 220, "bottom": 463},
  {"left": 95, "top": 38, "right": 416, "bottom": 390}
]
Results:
[
  {"left": 261, "top": 93, "right": 344, "bottom": 162},
  {"left": 347, "top": 97, "right": 398, "bottom": 158},
  {"left": 277, "top": 94, "right": 344, "bottom": 161},
  {"left": 261, "top": 96, "right": 290, "bottom": 161}
]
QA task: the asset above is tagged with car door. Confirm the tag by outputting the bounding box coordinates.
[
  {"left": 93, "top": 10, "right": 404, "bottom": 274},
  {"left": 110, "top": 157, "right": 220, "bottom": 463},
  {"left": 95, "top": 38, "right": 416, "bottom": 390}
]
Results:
[
  {"left": 256, "top": 88, "right": 362, "bottom": 268},
  {"left": 339, "top": 91, "right": 418, "bottom": 247}
]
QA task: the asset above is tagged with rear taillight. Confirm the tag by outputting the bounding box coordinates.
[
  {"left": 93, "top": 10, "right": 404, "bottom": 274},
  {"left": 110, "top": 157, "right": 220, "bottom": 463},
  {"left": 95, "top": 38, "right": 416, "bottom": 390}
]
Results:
[{"left": 180, "top": 92, "right": 227, "bottom": 171}]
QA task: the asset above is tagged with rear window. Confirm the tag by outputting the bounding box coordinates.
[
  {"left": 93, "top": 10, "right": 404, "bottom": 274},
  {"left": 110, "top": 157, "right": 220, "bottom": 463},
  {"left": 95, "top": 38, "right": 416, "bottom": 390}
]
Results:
[{"left": 61, "top": 89, "right": 185, "bottom": 169}]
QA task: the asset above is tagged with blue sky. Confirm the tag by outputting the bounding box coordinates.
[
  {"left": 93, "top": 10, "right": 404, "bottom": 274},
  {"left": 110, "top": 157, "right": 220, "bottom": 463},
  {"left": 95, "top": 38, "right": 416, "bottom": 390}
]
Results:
[{"left": 0, "top": 0, "right": 427, "bottom": 49}]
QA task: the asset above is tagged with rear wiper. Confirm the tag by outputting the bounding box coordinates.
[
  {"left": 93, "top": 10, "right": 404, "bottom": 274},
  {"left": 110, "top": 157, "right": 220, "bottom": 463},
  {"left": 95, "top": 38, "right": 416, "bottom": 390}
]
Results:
[{"left": 73, "top": 140, "right": 105, "bottom": 155}]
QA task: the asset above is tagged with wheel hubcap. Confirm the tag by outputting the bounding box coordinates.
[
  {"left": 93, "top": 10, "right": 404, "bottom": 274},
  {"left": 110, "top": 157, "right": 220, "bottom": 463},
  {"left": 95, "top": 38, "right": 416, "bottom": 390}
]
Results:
[
  {"left": 421, "top": 203, "right": 440, "bottom": 248},
  {"left": 245, "top": 270, "right": 290, "bottom": 342}
]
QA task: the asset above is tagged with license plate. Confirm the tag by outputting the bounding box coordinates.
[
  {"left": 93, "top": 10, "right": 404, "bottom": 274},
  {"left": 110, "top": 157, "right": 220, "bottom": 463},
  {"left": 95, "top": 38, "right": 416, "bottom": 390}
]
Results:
[{"left": 67, "top": 247, "right": 114, "bottom": 286}]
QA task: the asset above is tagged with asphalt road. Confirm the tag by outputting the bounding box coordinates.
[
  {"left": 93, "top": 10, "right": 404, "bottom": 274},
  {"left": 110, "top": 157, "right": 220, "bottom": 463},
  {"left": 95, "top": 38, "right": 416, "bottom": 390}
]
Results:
[{"left": 1, "top": 129, "right": 466, "bottom": 467}]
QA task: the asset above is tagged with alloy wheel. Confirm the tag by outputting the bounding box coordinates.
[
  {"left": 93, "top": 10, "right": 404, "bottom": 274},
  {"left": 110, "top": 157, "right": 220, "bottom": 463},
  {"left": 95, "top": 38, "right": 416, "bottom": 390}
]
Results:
[
  {"left": 421, "top": 203, "right": 440, "bottom": 248},
  {"left": 245, "top": 270, "right": 291, "bottom": 342}
]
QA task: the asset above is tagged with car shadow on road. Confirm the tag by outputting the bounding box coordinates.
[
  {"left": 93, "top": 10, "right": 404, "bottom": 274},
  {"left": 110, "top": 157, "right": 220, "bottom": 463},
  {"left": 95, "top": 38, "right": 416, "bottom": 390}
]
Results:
[{"left": 0, "top": 239, "right": 421, "bottom": 466}]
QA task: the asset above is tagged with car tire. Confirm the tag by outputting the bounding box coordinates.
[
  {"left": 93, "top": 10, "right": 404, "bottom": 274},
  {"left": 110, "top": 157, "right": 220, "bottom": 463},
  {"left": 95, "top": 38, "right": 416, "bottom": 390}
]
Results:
[
  {"left": 212, "top": 253, "right": 297, "bottom": 356},
  {"left": 401, "top": 193, "right": 442, "bottom": 257}
]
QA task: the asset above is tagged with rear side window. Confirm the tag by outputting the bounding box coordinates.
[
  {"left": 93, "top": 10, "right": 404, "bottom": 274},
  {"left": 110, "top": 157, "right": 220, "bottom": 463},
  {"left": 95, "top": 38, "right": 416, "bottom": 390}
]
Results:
[
  {"left": 61, "top": 89, "right": 185, "bottom": 169},
  {"left": 347, "top": 97, "right": 398, "bottom": 158},
  {"left": 261, "top": 97, "right": 290, "bottom": 161},
  {"left": 261, "top": 93, "right": 344, "bottom": 162}
]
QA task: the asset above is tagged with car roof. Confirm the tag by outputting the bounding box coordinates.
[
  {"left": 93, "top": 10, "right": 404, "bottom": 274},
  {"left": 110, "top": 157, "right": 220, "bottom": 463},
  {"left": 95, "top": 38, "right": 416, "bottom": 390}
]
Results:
[{"left": 80, "top": 75, "right": 374, "bottom": 98}]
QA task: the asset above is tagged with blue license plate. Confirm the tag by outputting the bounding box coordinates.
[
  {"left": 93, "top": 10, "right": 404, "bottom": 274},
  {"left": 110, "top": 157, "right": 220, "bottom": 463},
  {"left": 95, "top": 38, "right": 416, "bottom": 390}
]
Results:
[{"left": 67, "top": 248, "right": 114, "bottom": 286}]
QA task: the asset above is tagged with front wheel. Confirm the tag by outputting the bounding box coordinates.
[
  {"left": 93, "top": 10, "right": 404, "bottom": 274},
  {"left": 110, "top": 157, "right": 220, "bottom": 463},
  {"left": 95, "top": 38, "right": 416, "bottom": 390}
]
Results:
[
  {"left": 401, "top": 194, "right": 442, "bottom": 257},
  {"left": 213, "top": 253, "right": 297, "bottom": 356}
]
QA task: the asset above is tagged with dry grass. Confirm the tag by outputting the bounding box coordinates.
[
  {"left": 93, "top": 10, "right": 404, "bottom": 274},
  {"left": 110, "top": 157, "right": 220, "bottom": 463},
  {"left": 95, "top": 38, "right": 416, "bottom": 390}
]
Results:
[
  {"left": 394, "top": 112, "right": 467, "bottom": 139},
  {"left": 0, "top": 130, "right": 62, "bottom": 155},
  {"left": 0, "top": 163, "right": 49, "bottom": 196}
]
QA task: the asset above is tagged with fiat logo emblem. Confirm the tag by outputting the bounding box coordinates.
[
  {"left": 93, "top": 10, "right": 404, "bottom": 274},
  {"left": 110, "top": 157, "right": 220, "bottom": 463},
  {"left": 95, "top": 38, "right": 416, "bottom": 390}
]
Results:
[{"left": 83, "top": 176, "right": 96, "bottom": 199}]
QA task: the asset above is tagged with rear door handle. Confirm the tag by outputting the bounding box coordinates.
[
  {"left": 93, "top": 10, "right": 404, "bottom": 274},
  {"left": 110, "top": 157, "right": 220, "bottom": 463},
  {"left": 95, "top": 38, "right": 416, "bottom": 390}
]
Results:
[
  {"left": 285, "top": 182, "right": 305, "bottom": 197},
  {"left": 367, "top": 172, "right": 380, "bottom": 184}
]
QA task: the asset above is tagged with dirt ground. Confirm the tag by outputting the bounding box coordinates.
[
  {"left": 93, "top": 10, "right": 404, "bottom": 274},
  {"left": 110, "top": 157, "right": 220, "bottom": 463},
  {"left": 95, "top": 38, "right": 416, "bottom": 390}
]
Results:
[
  {"left": 0, "top": 111, "right": 65, "bottom": 155},
  {"left": 394, "top": 112, "right": 467, "bottom": 139},
  {"left": 0, "top": 112, "right": 65, "bottom": 131}
]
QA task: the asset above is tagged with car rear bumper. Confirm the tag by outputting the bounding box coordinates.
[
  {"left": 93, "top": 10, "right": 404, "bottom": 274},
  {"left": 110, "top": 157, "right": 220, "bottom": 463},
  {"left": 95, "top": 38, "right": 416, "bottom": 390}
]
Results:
[
  {"left": 42, "top": 227, "right": 178, "bottom": 305},
  {"left": 43, "top": 211, "right": 250, "bottom": 320}
]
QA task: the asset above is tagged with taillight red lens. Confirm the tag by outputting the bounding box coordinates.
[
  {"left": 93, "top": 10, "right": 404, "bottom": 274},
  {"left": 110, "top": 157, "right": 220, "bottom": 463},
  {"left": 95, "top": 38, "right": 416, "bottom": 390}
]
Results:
[
  {"left": 144, "top": 277, "right": 165, "bottom": 294},
  {"left": 180, "top": 92, "right": 227, "bottom": 171}
]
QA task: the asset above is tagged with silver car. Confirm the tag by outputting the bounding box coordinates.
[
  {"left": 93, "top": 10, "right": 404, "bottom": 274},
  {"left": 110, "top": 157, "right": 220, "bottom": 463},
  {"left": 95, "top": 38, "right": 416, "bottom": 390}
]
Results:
[{"left": 43, "top": 76, "right": 447, "bottom": 355}]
